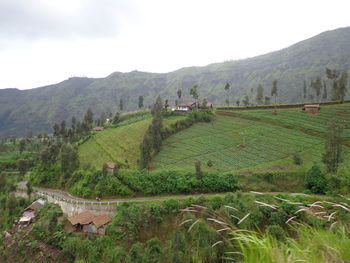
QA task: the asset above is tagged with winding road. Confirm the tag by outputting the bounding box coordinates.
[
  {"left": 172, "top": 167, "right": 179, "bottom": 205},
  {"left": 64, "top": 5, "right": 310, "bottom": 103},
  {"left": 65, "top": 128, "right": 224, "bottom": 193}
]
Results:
[{"left": 17, "top": 181, "right": 240, "bottom": 205}]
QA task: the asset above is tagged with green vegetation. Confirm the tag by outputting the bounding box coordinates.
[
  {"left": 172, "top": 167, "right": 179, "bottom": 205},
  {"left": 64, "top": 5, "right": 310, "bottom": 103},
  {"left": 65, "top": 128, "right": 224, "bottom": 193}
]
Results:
[
  {"left": 0, "top": 172, "right": 30, "bottom": 232},
  {"left": 152, "top": 113, "right": 346, "bottom": 173},
  {"left": 3, "top": 192, "right": 350, "bottom": 263},
  {"left": 219, "top": 103, "right": 350, "bottom": 144},
  {"left": 79, "top": 115, "right": 184, "bottom": 169},
  {"left": 232, "top": 225, "right": 350, "bottom": 263}
]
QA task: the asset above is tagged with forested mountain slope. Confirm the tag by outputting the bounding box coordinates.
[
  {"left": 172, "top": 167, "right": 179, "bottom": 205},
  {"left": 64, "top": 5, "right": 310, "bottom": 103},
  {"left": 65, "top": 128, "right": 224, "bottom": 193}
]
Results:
[{"left": 1, "top": 27, "right": 350, "bottom": 137}]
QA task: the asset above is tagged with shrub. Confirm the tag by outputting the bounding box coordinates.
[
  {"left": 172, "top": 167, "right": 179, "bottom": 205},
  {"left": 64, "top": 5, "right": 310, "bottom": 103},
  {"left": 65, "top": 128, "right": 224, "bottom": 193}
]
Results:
[
  {"left": 293, "top": 153, "right": 303, "bottom": 165},
  {"left": 207, "top": 160, "right": 213, "bottom": 167},
  {"left": 304, "top": 165, "right": 328, "bottom": 194},
  {"left": 266, "top": 225, "right": 286, "bottom": 241},
  {"left": 163, "top": 199, "right": 179, "bottom": 214}
]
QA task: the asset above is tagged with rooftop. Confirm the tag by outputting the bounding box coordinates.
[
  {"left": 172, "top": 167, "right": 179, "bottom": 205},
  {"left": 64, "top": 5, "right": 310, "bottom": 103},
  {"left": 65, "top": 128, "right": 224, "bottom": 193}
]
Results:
[{"left": 68, "top": 211, "right": 112, "bottom": 227}]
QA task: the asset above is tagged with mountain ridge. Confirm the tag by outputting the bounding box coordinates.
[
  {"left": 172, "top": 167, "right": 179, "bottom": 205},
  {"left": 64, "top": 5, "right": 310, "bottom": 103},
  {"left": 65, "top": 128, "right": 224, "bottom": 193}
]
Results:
[{"left": 1, "top": 26, "right": 350, "bottom": 137}]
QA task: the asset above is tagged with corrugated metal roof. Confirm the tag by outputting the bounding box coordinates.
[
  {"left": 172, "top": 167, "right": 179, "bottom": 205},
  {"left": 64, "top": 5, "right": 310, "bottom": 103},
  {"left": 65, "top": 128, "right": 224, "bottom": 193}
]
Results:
[
  {"left": 24, "top": 200, "right": 44, "bottom": 212},
  {"left": 68, "top": 211, "right": 95, "bottom": 225},
  {"left": 68, "top": 211, "right": 111, "bottom": 227},
  {"left": 93, "top": 215, "right": 112, "bottom": 228}
]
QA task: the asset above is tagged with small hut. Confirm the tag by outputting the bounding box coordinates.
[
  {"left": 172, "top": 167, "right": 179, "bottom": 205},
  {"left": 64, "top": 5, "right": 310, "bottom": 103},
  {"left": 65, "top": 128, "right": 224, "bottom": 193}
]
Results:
[
  {"left": 303, "top": 104, "right": 320, "bottom": 114},
  {"left": 67, "top": 211, "right": 111, "bottom": 235},
  {"left": 19, "top": 199, "right": 46, "bottom": 224},
  {"left": 176, "top": 102, "right": 197, "bottom": 111}
]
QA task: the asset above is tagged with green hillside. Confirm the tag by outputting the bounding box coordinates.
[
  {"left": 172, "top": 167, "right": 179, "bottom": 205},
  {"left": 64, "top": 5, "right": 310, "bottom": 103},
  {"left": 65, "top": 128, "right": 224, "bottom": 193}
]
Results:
[
  {"left": 219, "top": 103, "right": 350, "bottom": 145},
  {"left": 152, "top": 104, "right": 350, "bottom": 173},
  {"left": 1, "top": 27, "right": 350, "bottom": 137},
  {"left": 79, "top": 116, "right": 185, "bottom": 169}
]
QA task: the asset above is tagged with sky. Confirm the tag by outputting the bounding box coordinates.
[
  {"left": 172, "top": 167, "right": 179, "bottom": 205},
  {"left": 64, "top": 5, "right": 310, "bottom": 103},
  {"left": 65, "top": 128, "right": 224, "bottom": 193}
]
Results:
[{"left": 0, "top": 0, "right": 349, "bottom": 90}]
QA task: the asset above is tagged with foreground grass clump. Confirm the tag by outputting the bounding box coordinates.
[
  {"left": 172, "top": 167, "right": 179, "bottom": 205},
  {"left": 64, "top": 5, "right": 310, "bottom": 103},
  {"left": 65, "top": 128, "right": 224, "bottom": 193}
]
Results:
[{"left": 233, "top": 225, "right": 350, "bottom": 263}]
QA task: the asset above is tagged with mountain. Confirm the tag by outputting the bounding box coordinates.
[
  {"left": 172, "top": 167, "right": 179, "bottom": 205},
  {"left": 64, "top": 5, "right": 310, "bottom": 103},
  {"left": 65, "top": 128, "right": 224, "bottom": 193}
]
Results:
[{"left": 1, "top": 27, "right": 350, "bottom": 137}]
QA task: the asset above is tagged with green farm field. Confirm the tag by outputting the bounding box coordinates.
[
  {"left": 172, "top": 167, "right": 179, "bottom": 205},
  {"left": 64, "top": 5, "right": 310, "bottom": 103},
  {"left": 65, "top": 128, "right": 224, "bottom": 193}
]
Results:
[
  {"left": 220, "top": 103, "right": 350, "bottom": 145},
  {"left": 79, "top": 116, "right": 185, "bottom": 169},
  {"left": 152, "top": 105, "right": 350, "bottom": 173}
]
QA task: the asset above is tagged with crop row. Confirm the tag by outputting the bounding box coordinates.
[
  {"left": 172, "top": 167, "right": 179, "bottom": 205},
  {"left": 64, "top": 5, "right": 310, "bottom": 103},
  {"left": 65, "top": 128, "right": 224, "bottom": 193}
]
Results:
[{"left": 153, "top": 115, "right": 326, "bottom": 171}]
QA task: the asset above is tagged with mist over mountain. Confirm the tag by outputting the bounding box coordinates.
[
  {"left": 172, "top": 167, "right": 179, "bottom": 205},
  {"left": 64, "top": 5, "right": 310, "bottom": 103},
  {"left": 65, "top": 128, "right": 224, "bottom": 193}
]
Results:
[{"left": 1, "top": 27, "right": 350, "bottom": 137}]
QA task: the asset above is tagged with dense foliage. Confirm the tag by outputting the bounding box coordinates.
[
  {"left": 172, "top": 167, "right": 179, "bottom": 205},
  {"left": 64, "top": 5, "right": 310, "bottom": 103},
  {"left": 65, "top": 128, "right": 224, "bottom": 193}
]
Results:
[{"left": 3, "top": 192, "right": 350, "bottom": 263}]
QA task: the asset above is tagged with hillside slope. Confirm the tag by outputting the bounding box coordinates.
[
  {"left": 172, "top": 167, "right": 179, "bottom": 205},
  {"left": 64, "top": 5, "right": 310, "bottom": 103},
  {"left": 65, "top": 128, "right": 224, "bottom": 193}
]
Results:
[
  {"left": 1, "top": 27, "right": 350, "bottom": 137},
  {"left": 152, "top": 103, "right": 350, "bottom": 173},
  {"left": 79, "top": 116, "right": 185, "bottom": 169}
]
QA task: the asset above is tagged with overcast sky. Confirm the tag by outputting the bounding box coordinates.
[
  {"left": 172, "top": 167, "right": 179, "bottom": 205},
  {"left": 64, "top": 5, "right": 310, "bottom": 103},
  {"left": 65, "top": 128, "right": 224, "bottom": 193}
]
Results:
[{"left": 0, "top": 0, "right": 349, "bottom": 90}]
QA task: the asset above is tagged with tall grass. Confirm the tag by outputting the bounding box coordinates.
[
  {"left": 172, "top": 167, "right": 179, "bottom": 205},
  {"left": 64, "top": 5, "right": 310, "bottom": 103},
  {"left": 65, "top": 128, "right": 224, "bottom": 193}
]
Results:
[{"left": 231, "top": 224, "right": 350, "bottom": 263}]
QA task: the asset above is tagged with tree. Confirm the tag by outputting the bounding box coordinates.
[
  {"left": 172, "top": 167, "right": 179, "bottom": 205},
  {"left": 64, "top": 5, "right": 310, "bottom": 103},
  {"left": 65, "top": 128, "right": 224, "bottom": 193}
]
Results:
[
  {"left": 224, "top": 83, "right": 230, "bottom": 106},
  {"left": 177, "top": 89, "right": 182, "bottom": 105},
  {"left": 60, "top": 120, "right": 67, "bottom": 138},
  {"left": 337, "top": 71, "right": 348, "bottom": 102},
  {"left": 119, "top": 99, "right": 124, "bottom": 112},
  {"left": 138, "top": 96, "right": 144, "bottom": 109},
  {"left": 242, "top": 95, "right": 250, "bottom": 106},
  {"left": 150, "top": 96, "right": 164, "bottom": 153},
  {"left": 303, "top": 80, "right": 307, "bottom": 100},
  {"left": 256, "top": 84, "right": 264, "bottom": 105},
  {"left": 322, "top": 80, "right": 327, "bottom": 100},
  {"left": 18, "top": 139, "right": 26, "bottom": 153},
  {"left": 60, "top": 143, "right": 80, "bottom": 180},
  {"left": 113, "top": 112, "right": 120, "bottom": 124},
  {"left": 271, "top": 79, "right": 278, "bottom": 104},
  {"left": 271, "top": 79, "right": 278, "bottom": 114},
  {"left": 164, "top": 99, "right": 169, "bottom": 111},
  {"left": 195, "top": 161, "right": 203, "bottom": 179},
  {"left": 190, "top": 85, "right": 199, "bottom": 110},
  {"left": 236, "top": 99, "right": 240, "bottom": 106},
  {"left": 83, "top": 108, "right": 94, "bottom": 130},
  {"left": 264, "top": 96, "right": 271, "bottom": 105},
  {"left": 17, "top": 159, "right": 29, "bottom": 176},
  {"left": 310, "top": 77, "right": 322, "bottom": 101},
  {"left": 71, "top": 116, "right": 77, "bottom": 133},
  {"left": 325, "top": 67, "right": 345, "bottom": 101},
  {"left": 139, "top": 133, "right": 152, "bottom": 169},
  {"left": 304, "top": 165, "right": 327, "bottom": 194},
  {"left": 52, "top": 123, "right": 60, "bottom": 137},
  {"left": 322, "top": 120, "right": 344, "bottom": 173},
  {"left": 40, "top": 143, "right": 60, "bottom": 169}
]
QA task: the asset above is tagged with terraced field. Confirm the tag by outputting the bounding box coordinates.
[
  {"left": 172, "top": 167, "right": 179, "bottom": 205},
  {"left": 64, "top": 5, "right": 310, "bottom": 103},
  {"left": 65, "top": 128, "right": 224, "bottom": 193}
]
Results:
[
  {"left": 79, "top": 116, "right": 185, "bottom": 169},
  {"left": 220, "top": 103, "right": 350, "bottom": 145},
  {"left": 152, "top": 105, "right": 350, "bottom": 173}
]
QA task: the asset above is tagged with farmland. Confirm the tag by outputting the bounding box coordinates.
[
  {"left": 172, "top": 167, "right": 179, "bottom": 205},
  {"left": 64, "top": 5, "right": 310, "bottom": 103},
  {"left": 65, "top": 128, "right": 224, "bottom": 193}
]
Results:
[
  {"left": 79, "top": 116, "right": 185, "bottom": 169},
  {"left": 219, "top": 103, "right": 350, "bottom": 145},
  {"left": 152, "top": 105, "right": 350, "bottom": 173}
]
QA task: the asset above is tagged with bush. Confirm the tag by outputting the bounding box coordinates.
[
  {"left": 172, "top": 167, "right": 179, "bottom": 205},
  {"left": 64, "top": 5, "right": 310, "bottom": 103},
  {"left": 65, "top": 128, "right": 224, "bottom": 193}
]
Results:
[
  {"left": 266, "top": 225, "right": 286, "bottom": 241},
  {"left": 207, "top": 160, "right": 213, "bottom": 167},
  {"left": 304, "top": 165, "right": 328, "bottom": 194},
  {"left": 293, "top": 153, "right": 303, "bottom": 165},
  {"left": 117, "top": 169, "right": 239, "bottom": 195}
]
